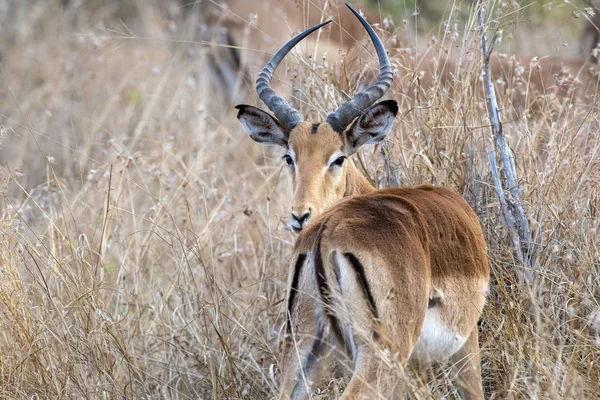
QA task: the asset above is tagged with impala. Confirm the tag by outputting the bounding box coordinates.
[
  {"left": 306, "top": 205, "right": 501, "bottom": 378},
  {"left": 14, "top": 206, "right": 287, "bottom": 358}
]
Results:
[{"left": 236, "top": 4, "right": 489, "bottom": 399}]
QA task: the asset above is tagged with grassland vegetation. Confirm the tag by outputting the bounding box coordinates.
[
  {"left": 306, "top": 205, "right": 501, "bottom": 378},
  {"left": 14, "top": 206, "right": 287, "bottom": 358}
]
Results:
[{"left": 0, "top": 0, "right": 599, "bottom": 398}]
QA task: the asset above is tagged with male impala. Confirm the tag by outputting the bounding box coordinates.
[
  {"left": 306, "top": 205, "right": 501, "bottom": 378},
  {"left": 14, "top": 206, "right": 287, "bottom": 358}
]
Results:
[{"left": 236, "top": 4, "right": 489, "bottom": 399}]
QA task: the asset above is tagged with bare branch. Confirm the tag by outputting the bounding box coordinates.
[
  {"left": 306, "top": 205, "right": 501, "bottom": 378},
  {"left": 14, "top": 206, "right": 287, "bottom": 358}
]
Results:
[
  {"left": 477, "top": 0, "right": 536, "bottom": 283},
  {"left": 488, "top": 151, "right": 523, "bottom": 265}
]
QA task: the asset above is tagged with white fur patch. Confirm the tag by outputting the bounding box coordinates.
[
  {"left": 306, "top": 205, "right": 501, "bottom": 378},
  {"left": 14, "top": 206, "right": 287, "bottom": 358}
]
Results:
[
  {"left": 483, "top": 280, "right": 491, "bottom": 296},
  {"left": 411, "top": 307, "right": 467, "bottom": 362}
]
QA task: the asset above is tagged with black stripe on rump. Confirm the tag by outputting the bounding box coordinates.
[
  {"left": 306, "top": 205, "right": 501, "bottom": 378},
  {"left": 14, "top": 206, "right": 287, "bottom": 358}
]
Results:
[
  {"left": 313, "top": 223, "right": 347, "bottom": 351},
  {"left": 343, "top": 252, "right": 379, "bottom": 320},
  {"left": 286, "top": 253, "right": 307, "bottom": 333}
]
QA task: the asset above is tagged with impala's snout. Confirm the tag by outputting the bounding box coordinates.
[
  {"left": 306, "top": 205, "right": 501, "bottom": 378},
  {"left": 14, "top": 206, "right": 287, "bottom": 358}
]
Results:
[{"left": 290, "top": 209, "right": 312, "bottom": 232}]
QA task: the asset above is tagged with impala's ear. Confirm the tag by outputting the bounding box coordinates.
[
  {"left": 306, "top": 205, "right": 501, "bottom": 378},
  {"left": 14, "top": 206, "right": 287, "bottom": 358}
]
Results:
[
  {"left": 343, "top": 100, "right": 398, "bottom": 155},
  {"left": 235, "top": 105, "right": 288, "bottom": 147}
]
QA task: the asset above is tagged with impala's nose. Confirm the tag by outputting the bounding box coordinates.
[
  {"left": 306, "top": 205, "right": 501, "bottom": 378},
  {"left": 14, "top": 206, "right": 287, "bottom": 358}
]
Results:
[{"left": 290, "top": 209, "right": 312, "bottom": 232}]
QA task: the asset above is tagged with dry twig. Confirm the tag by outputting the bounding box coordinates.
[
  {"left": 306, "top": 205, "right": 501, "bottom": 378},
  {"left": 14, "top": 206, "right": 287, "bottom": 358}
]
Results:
[{"left": 477, "top": 0, "right": 536, "bottom": 283}]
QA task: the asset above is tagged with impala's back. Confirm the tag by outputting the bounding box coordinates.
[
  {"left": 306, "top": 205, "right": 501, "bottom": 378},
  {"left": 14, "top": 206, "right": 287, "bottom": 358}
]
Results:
[{"left": 285, "top": 184, "right": 489, "bottom": 399}]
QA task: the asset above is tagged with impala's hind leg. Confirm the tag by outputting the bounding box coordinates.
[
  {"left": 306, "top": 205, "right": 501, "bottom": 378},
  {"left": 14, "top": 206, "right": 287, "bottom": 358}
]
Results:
[
  {"left": 279, "top": 325, "right": 326, "bottom": 400},
  {"left": 339, "top": 342, "right": 389, "bottom": 400},
  {"left": 330, "top": 251, "right": 426, "bottom": 399},
  {"left": 279, "top": 253, "right": 326, "bottom": 400},
  {"left": 450, "top": 328, "right": 483, "bottom": 400},
  {"left": 340, "top": 331, "right": 416, "bottom": 400}
]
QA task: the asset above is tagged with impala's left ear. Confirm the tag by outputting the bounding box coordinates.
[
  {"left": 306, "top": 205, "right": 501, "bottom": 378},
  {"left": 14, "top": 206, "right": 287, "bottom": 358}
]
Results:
[
  {"left": 235, "top": 104, "right": 289, "bottom": 148},
  {"left": 343, "top": 100, "right": 398, "bottom": 155}
]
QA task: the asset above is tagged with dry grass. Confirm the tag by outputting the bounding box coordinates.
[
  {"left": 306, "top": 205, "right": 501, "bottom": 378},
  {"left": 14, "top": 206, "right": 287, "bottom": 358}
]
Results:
[{"left": 1, "top": 0, "right": 599, "bottom": 398}]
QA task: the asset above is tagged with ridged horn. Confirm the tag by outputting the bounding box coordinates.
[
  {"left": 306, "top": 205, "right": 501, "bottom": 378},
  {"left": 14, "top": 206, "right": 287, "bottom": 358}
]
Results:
[
  {"left": 326, "top": 3, "right": 393, "bottom": 133},
  {"left": 256, "top": 19, "right": 333, "bottom": 132}
]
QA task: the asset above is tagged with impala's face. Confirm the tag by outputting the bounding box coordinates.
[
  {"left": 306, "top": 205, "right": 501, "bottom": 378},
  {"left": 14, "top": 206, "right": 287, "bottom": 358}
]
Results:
[
  {"left": 285, "top": 122, "right": 348, "bottom": 232},
  {"left": 236, "top": 100, "right": 398, "bottom": 232}
]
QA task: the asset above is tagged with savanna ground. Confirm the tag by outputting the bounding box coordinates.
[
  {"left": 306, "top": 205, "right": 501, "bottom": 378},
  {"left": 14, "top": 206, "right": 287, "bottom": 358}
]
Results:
[{"left": 1, "top": 0, "right": 599, "bottom": 398}]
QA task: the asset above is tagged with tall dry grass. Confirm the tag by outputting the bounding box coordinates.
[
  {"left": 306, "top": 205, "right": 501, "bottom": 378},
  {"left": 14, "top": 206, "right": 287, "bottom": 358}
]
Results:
[{"left": 1, "top": 0, "right": 599, "bottom": 398}]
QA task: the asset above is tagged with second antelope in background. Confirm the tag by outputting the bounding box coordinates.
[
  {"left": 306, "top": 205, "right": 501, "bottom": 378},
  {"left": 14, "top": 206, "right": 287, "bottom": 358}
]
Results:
[{"left": 235, "top": 4, "right": 489, "bottom": 399}]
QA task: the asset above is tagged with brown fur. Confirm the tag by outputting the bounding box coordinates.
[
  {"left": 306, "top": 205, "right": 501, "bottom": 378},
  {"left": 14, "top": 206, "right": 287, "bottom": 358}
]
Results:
[{"left": 282, "top": 185, "right": 489, "bottom": 399}]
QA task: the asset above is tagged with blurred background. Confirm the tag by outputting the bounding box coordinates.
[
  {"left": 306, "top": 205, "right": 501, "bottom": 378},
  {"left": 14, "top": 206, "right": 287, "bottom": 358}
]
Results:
[
  {"left": 1, "top": 0, "right": 599, "bottom": 398},
  {"left": 1, "top": 0, "right": 598, "bottom": 191}
]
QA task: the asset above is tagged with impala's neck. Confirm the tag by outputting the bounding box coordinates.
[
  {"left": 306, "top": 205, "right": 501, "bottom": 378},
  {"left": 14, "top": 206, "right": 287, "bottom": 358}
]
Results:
[{"left": 344, "top": 161, "right": 376, "bottom": 197}]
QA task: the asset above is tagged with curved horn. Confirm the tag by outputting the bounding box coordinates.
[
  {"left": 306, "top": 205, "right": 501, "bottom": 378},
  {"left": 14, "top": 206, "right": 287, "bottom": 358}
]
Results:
[
  {"left": 256, "top": 20, "right": 333, "bottom": 132},
  {"left": 326, "top": 4, "right": 393, "bottom": 133}
]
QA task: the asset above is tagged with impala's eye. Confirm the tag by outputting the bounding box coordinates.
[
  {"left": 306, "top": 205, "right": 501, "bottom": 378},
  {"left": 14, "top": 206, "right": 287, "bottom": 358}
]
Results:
[
  {"left": 332, "top": 156, "right": 346, "bottom": 167},
  {"left": 284, "top": 155, "right": 294, "bottom": 166}
]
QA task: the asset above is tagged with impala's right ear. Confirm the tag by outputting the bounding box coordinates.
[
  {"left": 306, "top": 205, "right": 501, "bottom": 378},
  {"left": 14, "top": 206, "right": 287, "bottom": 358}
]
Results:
[
  {"left": 235, "top": 105, "right": 288, "bottom": 148},
  {"left": 342, "top": 100, "right": 398, "bottom": 155}
]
